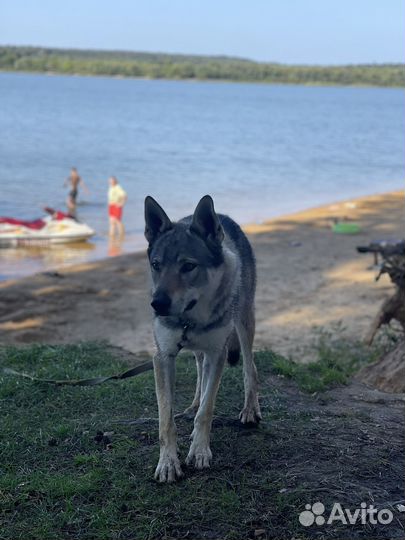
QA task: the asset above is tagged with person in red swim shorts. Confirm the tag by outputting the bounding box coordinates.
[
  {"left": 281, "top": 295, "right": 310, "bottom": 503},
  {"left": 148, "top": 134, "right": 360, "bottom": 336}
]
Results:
[{"left": 108, "top": 176, "right": 127, "bottom": 238}]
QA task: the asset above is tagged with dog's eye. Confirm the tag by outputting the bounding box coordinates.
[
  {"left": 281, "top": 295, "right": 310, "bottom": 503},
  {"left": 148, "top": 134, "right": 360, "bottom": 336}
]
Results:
[
  {"left": 180, "top": 262, "right": 197, "bottom": 273},
  {"left": 151, "top": 260, "right": 161, "bottom": 272}
]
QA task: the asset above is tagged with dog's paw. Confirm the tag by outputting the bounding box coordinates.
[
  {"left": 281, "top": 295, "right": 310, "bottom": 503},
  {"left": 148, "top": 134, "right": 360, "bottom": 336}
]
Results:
[
  {"left": 239, "top": 402, "right": 262, "bottom": 425},
  {"left": 186, "top": 443, "right": 212, "bottom": 469},
  {"left": 154, "top": 453, "right": 183, "bottom": 483}
]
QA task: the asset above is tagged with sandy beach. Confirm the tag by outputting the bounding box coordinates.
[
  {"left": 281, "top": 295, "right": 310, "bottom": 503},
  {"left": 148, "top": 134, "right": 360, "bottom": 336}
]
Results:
[{"left": 0, "top": 190, "right": 403, "bottom": 360}]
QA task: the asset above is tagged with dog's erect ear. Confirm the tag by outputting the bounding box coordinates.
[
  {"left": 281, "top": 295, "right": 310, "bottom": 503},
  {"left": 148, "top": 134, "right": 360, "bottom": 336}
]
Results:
[
  {"left": 190, "top": 195, "right": 224, "bottom": 244},
  {"left": 144, "top": 196, "right": 172, "bottom": 245}
]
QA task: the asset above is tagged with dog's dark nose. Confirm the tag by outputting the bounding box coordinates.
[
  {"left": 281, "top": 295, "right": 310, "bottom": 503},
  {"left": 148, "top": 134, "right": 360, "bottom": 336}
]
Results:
[{"left": 151, "top": 291, "right": 171, "bottom": 316}]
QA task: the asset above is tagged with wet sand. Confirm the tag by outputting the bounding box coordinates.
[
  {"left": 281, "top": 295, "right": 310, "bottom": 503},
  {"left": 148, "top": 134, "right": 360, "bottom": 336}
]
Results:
[{"left": 0, "top": 190, "right": 403, "bottom": 360}]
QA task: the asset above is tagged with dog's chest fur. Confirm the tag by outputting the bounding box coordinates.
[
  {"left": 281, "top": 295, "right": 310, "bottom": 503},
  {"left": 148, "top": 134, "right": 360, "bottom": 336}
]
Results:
[{"left": 155, "top": 317, "right": 234, "bottom": 355}]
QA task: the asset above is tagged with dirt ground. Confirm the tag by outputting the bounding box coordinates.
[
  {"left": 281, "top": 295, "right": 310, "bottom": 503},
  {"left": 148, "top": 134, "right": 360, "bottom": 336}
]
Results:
[{"left": 0, "top": 190, "right": 403, "bottom": 359}]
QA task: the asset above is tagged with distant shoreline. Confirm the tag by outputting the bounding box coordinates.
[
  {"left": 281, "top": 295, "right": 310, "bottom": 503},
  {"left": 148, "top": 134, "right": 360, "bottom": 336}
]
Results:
[
  {"left": 1, "top": 45, "right": 404, "bottom": 88},
  {"left": 2, "top": 69, "right": 404, "bottom": 90}
]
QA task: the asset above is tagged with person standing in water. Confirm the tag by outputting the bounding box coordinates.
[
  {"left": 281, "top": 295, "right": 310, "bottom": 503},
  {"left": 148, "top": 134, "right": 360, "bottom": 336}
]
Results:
[
  {"left": 64, "top": 167, "right": 89, "bottom": 213},
  {"left": 108, "top": 176, "right": 127, "bottom": 238}
]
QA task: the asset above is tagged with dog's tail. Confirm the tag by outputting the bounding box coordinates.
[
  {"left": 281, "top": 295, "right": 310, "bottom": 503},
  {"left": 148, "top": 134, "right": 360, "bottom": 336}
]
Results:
[{"left": 227, "top": 329, "right": 241, "bottom": 366}]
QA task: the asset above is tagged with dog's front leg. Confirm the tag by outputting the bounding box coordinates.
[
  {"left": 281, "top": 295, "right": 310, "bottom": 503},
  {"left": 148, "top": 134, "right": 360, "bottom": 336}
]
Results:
[
  {"left": 186, "top": 347, "right": 226, "bottom": 469},
  {"left": 153, "top": 352, "right": 182, "bottom": 482}
]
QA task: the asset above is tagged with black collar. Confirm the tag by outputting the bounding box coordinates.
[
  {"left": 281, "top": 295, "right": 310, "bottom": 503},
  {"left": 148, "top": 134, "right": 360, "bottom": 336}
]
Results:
[{"left": 158, "top": 308, "right": 230, "bottom": 335}]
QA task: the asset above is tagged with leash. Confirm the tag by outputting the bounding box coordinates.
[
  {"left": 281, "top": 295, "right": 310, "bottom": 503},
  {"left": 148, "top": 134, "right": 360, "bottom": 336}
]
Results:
[{"left": 3, "top": 360, "right": 154, "bottom": 386}]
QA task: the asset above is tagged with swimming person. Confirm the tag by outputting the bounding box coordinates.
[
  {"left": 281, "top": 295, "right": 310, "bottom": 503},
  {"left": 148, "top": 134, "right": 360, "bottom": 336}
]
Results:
[{"left": 108, "top": 176, "right": 127, "bottom": 238}]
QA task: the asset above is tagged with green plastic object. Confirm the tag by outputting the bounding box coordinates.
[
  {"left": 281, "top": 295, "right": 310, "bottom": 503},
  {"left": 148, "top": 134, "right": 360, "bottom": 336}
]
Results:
[{"left": 332, "top": 222, "right": 361, "bottom": 234}]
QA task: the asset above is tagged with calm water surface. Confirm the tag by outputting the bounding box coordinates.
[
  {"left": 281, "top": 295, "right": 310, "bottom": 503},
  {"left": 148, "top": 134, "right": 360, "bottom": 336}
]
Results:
[{"left": 0, "top": 73, "right": 404, "bottom": 279}]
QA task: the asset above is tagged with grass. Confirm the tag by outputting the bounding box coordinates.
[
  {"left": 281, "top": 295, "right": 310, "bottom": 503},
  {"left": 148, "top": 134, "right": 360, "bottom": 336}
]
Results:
[
  {"left": 270, "top": 332, "right": 382, "bottom": 393},
  {"left": 0, "top": 340, "right": 402, "bottom": 539}
]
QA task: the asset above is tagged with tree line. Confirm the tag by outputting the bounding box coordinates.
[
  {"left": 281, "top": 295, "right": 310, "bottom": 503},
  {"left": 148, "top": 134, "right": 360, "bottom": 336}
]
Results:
[{"left": 0, "top": 46, "right": 404, "bottom": 87}]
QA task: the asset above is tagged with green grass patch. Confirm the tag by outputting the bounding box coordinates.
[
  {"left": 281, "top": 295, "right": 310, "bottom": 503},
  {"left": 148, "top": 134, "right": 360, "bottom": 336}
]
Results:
[
  {"left": 269, "top": 329, "right": 382, "bottom": 393},
  {"left": 0, "top": 341, "right": 385, "bottom": 539}
]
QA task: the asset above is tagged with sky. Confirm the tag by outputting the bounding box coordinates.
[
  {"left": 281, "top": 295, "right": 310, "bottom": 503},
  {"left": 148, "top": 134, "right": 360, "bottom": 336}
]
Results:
[{"left": 1, "top": 0, "right": 404, "bottom": 65}]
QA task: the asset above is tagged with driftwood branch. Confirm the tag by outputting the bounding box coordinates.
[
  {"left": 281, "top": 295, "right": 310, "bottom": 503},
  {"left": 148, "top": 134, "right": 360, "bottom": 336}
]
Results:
[
  {"left": 364, "top": 289, "right": 405, "bottom": 346},
  {"left": 357, "top": 240, "right": 405, "bottom": 344},
  {"left": 356, "top": 240, "right": 405, "bottom": 392}
]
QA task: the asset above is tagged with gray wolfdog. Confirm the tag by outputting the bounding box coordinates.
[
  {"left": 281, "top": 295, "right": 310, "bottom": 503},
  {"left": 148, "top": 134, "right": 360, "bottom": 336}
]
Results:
[{"left": 144, "top": 195, "right": 261, "bottom": 482}]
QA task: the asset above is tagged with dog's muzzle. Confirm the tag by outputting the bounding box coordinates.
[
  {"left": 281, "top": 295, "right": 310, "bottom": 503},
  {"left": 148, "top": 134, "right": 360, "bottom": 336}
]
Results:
[{"left": 151, "top": 291, "right": 171, "bottom": 316}]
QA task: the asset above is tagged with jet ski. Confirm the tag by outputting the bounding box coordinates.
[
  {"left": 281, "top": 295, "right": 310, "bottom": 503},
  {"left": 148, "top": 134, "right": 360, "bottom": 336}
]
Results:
[{"left": 0, "top": 208, "right": 95, "bottom": 247}]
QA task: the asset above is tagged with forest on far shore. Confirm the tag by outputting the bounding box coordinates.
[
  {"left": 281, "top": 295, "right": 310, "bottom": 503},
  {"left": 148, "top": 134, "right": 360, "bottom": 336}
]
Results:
[{"left": 1, "top": 46, "right": 404, "bottom": 87}]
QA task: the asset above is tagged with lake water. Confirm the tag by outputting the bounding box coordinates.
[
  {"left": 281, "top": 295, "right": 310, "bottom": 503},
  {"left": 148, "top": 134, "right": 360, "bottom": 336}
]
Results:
[{"left": 0, "top": 72, "right": 404, "bottom": 279}]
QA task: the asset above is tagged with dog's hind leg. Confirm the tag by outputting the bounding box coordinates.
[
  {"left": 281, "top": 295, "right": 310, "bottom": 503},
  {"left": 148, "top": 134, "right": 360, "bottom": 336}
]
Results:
[
  {"left": 180, "top": 352, "right": 203, "bottom": 418},
  {"left": 153, "top": 351, "right": 183, "bottom": 482},
  {"left": 236, "top": 310, "right": 262, "bottom": 424},
  {"left": 186, "top": 348, "right": 226, "bottom": 469}
]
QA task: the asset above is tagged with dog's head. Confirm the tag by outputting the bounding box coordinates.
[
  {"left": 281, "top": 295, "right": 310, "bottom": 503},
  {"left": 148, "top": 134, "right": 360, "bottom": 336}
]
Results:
[{"left": 144, "top": 195, "right": 225, "bottom": 318}]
